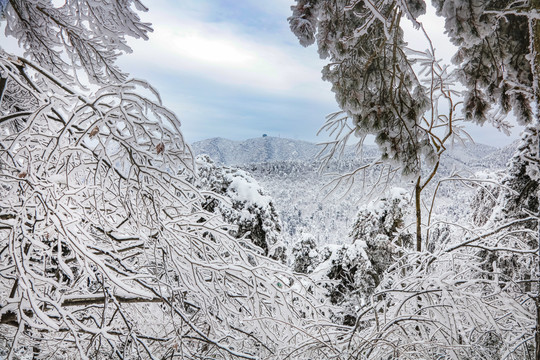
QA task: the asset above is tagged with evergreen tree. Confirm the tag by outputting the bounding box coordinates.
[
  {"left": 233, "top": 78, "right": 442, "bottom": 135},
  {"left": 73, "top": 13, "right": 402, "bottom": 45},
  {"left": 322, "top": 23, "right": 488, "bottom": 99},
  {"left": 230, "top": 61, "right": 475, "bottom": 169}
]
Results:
[
  {"left": 470, "top": 126, "right": 538, "bottom": 295},
  {"left": 432, "top": 0, "right": 535, "bottom": 124},
  {"left": 349, "top": 187, "right": 413, "bottom": 287},
  {"left": 194, "top": 155, "right": 286, "bottom": 262},
  {"left": 434, "top": 1, "right": 540, "bottom": 355},
  {"left": 291, "top": 233, "right": 319, "bottom": 274}
]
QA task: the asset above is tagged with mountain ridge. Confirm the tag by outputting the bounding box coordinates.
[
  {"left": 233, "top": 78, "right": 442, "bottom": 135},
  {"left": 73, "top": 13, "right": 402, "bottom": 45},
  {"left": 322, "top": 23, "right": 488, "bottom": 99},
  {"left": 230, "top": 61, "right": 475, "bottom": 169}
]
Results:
[{"left": 191, "top": 136, "right": 515, "bottom": 169}]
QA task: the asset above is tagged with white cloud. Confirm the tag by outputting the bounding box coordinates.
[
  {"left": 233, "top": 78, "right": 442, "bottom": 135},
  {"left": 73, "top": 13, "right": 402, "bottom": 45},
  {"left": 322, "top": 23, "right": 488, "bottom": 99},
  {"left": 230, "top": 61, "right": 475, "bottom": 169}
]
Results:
[
  {"left": 167, "top": 32, "right": 254, "bottom": 66},
  {"left": 120, "top": 0, "right": 334, "bottom": 103},
  {"left": 401, "top": 5, "right": 457, "bottom": 63}
]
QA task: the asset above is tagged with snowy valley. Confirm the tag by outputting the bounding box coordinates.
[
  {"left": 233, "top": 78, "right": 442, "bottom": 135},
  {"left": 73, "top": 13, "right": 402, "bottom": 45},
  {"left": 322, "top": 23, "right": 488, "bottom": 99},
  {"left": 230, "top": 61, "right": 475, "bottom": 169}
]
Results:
[{"left": 193, "top": 136, "right": 515, "bottom": 247}]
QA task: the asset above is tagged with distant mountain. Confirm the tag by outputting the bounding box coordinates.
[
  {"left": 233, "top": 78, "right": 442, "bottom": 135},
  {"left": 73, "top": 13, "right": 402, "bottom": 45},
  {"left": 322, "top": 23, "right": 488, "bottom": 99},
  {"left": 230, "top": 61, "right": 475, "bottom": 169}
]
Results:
[
  {"left": 191, "top": 137, "right": 327, "bottom": 165},
  {"left": 191, "top": 136, "right": 514, "bottom": 170},
  {"left": 472, "top": 140, "right": 519, "bottom": 169}
]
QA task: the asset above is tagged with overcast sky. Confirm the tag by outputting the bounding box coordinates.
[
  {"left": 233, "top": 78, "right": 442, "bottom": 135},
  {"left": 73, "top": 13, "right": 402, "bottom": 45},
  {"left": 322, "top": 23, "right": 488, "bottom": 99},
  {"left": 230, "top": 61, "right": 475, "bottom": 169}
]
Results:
[
  {"left": 117, "top": 0, "right": 338, "bottom": 143},
  {"left": 3, "top": 0, "right": 522, "bottom": 146}
]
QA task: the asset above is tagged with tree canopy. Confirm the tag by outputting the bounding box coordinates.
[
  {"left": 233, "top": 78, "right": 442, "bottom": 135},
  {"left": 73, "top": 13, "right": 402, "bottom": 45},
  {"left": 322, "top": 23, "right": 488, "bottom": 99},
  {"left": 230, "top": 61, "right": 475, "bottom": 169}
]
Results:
[{"left": 432, "top": 0, "right": 536, "bottom": 124}]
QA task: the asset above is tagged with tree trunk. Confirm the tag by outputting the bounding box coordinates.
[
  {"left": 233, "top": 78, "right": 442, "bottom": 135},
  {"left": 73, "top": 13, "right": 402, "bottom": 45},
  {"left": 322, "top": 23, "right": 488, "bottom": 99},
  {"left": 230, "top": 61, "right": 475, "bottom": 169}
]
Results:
[
  {"left": 415, "top": 177, "right": 422, "bottom": 252},
  {"left": 0, "top": 76, "right": 6, "bottom": 105},
  {"left": 531, "top": 2, "right": 540, "bottom": 358}
]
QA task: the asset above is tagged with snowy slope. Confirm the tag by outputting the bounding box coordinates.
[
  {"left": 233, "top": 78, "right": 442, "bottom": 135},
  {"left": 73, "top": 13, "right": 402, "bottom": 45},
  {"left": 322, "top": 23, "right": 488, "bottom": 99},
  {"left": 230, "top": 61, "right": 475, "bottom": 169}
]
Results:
[{"left": 191, "top": 137, "right": 318, "bottom": 164}]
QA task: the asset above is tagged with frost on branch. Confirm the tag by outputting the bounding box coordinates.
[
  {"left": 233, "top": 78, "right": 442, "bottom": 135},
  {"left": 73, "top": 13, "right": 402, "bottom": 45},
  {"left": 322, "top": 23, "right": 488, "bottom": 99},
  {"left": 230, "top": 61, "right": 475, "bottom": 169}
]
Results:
[
  {"left": 0, "top": 53, "right": 332, "bottom": 359},
  {"left": 2, "top": 0, "right": 152, "bottom": 84},
  {"left": 288, "top": 0, "right": 320, "bottom": 47},
  {"left": 433, "top": 0, "right": 534, "bottom": 124},
  {"left": 344, "top": 250, "right": 535, "bottom": 358},
  {"left": 469, "top": 127, "right": 539, "bottom": 294}
]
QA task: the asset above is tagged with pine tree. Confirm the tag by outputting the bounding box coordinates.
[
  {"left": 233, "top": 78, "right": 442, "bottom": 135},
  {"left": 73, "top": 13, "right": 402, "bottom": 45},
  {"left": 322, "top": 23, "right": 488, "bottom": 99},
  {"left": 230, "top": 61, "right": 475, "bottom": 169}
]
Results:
[
  {"left": 432, "top": 0, "right": 535, "bottom": 124},
  {"left": 194, "top": 155, "right": 286, "bottom": 262},
  {"left": 289, "top": 189, "right": 412, "bottom": 327}
]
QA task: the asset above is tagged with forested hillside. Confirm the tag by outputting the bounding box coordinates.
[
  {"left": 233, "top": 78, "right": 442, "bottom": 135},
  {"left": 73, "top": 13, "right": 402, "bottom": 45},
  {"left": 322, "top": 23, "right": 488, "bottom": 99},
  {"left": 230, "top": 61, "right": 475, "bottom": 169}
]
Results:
[
  {"left": 192, "top": 136, "right": 511, "bottom": 168},
  {"left": 194, "top": 137, "right": 515, "bottom": 245}
]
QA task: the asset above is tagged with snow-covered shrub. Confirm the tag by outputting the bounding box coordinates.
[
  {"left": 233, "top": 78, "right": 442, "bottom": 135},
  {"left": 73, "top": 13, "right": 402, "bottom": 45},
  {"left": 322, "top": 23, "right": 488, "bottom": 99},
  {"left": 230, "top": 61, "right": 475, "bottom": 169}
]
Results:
[
  {"left": 310, "top": 241, "right": 372, "bottom": 326},
  {"left": 349, "top": 187, "right": 413, "bottom": 287},
  {"left": 291, "top": 233, "right": 320, "bottom": 274},
  {"left": 194, "top": 154, "right": 286, "bottom": 262}
]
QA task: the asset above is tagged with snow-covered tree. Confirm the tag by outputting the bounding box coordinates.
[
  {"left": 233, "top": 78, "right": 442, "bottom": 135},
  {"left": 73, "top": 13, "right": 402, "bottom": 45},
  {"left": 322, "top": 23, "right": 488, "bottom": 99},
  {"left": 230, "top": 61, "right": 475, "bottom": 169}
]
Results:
[
  {"left": 291, "top": 233, "right": 320, "bottom": 274},
  {"left": 289, "top": 189, "right": 412, "bottom": 326},
  {"left": 349, "top": 187, "right": 413, "bottom": 284},
  {"left": 289, "top": 0, "right": 469, "bottom": 251},
  {"left": 469, "top": 171, "right": 504, "bottom": 227},
  {"left": 0, "top": 51, "right": 331, "bottom": 359},
  {"left": 433, "top": 1, "right": 540, "bottom": 355},
  {"left": 432, "top": 0, "right": 536, "bottom": 124},
  {"left": 310, "top": 242, "right": 372, "bottom": 326},
  {"left": 194, "top": 155, "right": 286, "bottom": 262},
  {"left": 496, "top": 127, "right": 539, "bottom": 219},
  {"left": 0, "top": 2, "right": 336, "bottom": 359},
  {"left": 289, "top": 0, "right": 431, "bottom": 176},
  {"left": 468, "top": 127, "right": 538, "bottom": 294},
  {"left": 2, "top": 0, "right": 151, "bottom": 84}
]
